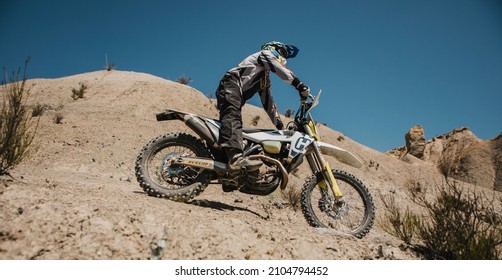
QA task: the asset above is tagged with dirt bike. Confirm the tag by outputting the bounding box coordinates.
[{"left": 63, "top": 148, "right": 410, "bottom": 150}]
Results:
[{"left": 135, "top": 92, "right": 375, "bottom": 238}]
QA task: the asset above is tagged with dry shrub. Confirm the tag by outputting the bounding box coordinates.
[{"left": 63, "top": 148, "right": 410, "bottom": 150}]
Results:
[
  {"left": 252, "top": 115, "right": 260, "bottom": 126},
  {"left": 380, "top": 193, "right": 419, "bottom": 244},
  {"left": 381, "top": 179, "right": 502, "bottom": 259},
  {"left": 0, "top": 58, "right": 38, "bottom": 176},
  {"left": 284, "top": 108, "right": 294, "bottom": 118},
  {"left": 53, "top": 113, "right": 64, "bottom": 124},
  {"left": 31, "top": 103, "right": 47, "bottom": 117},
  {"left": 105, "top": 63, "right": 115, "bottom": 71},
  {"left": 71, "top": 82, "right": 88, "bottom": 100},
  {"left": 176, "top": 76, "right": 192, "bottom": 85},
  {"left": 281, "top": 184, "right": 302, "bottom": 211}
]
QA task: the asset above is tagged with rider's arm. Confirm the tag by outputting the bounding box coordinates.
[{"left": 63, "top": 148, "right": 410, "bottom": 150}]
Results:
[
  {"left": 258, "top": 50, "right": 297, "bottom": 84},
  {"left": 259, "top": 50, "right": 310, "bottom": 98},
  {"left": 259, "top": 86, "right": 284, "bottom": 130}
]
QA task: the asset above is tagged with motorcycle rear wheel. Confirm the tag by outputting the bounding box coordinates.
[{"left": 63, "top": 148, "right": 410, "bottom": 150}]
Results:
[
  {"left": 301, "top": 169, "right": 375, "bottom": 238},
  {"left": 135, "top": 133, "right": 210, "bottom": 202}
]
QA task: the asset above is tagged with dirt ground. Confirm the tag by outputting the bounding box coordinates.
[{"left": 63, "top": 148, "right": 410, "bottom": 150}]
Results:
[{"left": 1, "top": 70, "right": 498, "bottom": 260}]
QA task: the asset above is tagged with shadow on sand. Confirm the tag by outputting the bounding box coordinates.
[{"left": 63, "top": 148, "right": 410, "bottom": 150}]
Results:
[{"left": 189, "top": 199, "right": 269, "bottom": 220}]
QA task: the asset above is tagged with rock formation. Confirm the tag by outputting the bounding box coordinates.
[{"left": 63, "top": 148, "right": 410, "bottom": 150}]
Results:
[
  {"left": 388, "top": 127, "right": 502, "bottom": 191},
  {"left": 405, "top": 125, "right": 426, "bottom": 158}
]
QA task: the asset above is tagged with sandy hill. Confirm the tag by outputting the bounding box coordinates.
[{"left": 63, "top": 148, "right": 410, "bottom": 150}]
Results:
[{"left": 0, "top": 70, "right": 500, "bottom": 260}]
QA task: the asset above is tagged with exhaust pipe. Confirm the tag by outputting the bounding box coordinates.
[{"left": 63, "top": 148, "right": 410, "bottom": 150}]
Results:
[{"left": 248, "top": 155, "right": 289, "bottom": 190}]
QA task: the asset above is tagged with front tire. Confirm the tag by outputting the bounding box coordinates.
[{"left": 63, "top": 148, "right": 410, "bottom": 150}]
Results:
[
  {"left": 301, "top": 169, "right": 375, "bottom": 238},
  {"left": 135, "top": 133, "right": 210, "bottom": 202}
]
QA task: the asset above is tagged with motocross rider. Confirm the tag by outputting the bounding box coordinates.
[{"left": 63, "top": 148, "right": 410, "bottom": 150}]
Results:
[{"left": 216, "top": 41, "right": 311, "bottom": 171}]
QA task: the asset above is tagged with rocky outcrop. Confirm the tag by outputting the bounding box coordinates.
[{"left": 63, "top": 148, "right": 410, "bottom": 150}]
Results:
[
  {"left": 490, "top": 133, "right": 502, "bottom": 191},
  {"left": 432, "top": 128, "right": 495, "bottom": 189},
  {"left": 388, "top": 127, "right": 502, "bottom": 191},
  {"left": 405, "top": 125, "right": 426, "bottom": 158}
]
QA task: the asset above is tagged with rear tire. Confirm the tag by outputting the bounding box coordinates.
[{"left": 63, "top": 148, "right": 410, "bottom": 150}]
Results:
[
  {"left": 135, "top": 133, "right": 210, "bottom": 202},
  {"left": 301, "top": 169, "right": 375, "bottom": 238}
]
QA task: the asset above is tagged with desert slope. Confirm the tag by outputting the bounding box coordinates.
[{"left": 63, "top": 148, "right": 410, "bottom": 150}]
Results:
[{"left": 0, "top": 70, "right": 494, "bottom": 260}]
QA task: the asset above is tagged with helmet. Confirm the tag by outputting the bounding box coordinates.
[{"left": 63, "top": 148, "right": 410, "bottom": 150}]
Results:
[{"left": 261, "top": 41, "right": 299, "bottom": 59}]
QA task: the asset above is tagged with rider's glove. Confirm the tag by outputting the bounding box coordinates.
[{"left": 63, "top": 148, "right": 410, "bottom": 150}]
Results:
[
  {"left": 297, "top": 84, "right": 310, "bottom": 100},
  {"left": 292, "top": 78, "right": 310, "bottom": 100},
  {"left": 276, "top": 120, "right": 284, "bottom": 130}
]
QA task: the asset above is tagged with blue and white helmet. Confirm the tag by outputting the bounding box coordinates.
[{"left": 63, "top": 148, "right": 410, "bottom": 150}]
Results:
[{"left": 261, "top": 41, "right": 299, "bottom": 59}]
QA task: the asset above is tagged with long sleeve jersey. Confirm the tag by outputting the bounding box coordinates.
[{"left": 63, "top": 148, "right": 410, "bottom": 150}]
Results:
[{"left": 226, "top": 49, "right": 298, "bottom": 127}]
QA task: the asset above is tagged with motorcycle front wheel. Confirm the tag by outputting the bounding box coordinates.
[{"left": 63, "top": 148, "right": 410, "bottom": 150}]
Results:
[
  {"left": 301, "top": 169, "right": 375, "bottom": 238},
  {"left": 135, "top": 132, "right": 211, "bottom": 202}
]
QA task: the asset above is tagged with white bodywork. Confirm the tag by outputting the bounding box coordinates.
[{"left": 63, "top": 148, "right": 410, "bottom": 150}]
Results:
[
  {"left": 318, "top": 141, "right": 363, "bottom": 168},
  {"left": 244, "top": 130, "right": 363, "bottom": 168}
]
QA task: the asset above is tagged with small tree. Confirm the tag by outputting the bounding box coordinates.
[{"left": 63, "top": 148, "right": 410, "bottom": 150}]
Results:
[{"left": 0, "top": 58, "right": 38, "bottom": 176}]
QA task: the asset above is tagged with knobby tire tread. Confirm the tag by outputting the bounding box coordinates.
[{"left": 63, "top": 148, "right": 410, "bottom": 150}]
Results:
[
  {"left": 300, "top": 169, "right": 375, "bottom": 238},
  {"left": 135, "top": 133, "right": 210, "bottom": 202}
]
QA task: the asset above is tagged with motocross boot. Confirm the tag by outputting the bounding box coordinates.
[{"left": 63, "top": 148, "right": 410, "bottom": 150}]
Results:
[{"left": 226, "top": 148, "right": 262, "bottom": 171}]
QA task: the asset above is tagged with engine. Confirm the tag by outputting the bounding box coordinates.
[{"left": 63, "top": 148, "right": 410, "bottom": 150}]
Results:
[{"left": 219, "top": 161, "right": 281, "bottom": 195}]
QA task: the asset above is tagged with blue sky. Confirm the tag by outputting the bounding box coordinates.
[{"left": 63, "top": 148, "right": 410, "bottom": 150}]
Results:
[{"left": 1, "top": 0, "right": 501, "bottom": 152}]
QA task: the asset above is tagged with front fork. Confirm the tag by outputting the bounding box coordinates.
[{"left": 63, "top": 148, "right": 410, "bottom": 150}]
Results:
[{"left": 305, "top": 143, "right": 343, "bottom": 198}]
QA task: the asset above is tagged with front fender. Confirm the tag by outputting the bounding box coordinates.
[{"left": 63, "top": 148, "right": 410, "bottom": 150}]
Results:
[{"left": 318, "top": 141, "right": 364, "bottom": 168}]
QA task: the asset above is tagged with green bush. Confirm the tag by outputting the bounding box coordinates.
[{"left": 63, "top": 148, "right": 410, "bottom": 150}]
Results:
[
  {"left": 0, "top": 59, "right": 38, "bottom": 176},
  {"left": 381, "top": 179, "right": 502, "bottom": 259}
]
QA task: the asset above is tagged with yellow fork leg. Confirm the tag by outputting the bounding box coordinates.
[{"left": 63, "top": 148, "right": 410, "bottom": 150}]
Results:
[{"left": 319, "top": 161, "right": 343, "bottom": 197}]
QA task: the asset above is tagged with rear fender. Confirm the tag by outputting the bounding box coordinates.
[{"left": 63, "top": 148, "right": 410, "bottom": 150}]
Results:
[
  {"left": 156, "top": 109, "right": 189, "bottom": 121},
  {"left": 155, "top": 109, "right": 219, "bottom": 147}
]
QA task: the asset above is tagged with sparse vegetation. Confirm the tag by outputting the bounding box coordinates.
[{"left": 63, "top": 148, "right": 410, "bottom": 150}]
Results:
[
  {"left": 31, "top": 103, "right": 47, "bottom": 117},
  {"left": 380, "top": 179, "right": 502, "bottom": 259},
  {"left": 3, "top": 68, "right": 501, "bottom": 261},
  {"left": 284, "top": 108, "right": 294, "bottom": 118},
  {"left": 53, "top": 113, "right": 64, "bottom": 124},
  {"left": 368, "top": 160, "right": 380, "bottom": 170},
  {"left": 104, "top": 53, "right": 115, "bottom": 71},
  {"left": 176, "top": 76, "right": 192, "bottom": 85},
  {"left": 0, "top": 58, "right": 38, "bottom": 176},
  {"left": 105, "top": 63, "right": 116, "bottom": 71},
  {"left": 252, "top": 115, "right": 260, "bottom": 126},
  {"left": 380, "top": 193, "right": 419, "bottom": 244},
  {"left": 280, "top": 184, "right": 302, "bottom": 211},
  {"left": 71, "top": 82, "right": 88, "bottom": 100}
]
